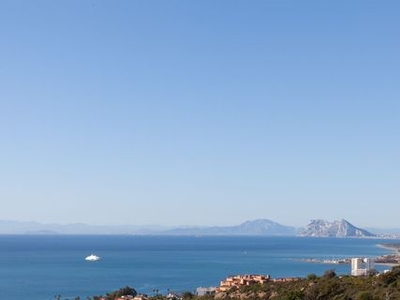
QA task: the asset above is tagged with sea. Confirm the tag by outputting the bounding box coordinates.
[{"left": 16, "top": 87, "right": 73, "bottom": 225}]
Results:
[{"left": 0, "top": 235, "right": 398, "bottom": 300}]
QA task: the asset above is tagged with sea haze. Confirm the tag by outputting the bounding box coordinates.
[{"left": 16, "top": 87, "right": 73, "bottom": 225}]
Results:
[{"left": 0, "top": 235, "right": 398, "bottom": 300}]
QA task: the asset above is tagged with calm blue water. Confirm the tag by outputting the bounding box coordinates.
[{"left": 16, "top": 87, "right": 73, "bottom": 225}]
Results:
[{"left": 0, "top": 235, "right": 397, "bottom": 300}]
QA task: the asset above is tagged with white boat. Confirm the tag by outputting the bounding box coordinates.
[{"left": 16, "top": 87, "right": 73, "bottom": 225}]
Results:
[{"left": 85, "top": 254, "right": 101, "bottom": 261}]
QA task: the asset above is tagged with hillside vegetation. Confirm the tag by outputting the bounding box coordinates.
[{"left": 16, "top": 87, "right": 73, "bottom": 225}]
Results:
[
  {"left": 202, "top": 268, "right": 400, "bottom": 300},
  {"left": 93, "top": 266, "right": 400, "bottom": 300}
]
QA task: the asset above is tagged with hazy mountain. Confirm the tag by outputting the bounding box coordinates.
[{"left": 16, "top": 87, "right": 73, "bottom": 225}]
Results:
[
  {"left": 0, "top": 219, "right": 297, "bottom": 235},
  {"left": 300, "top": 219, "right": 375, "bottom": 238},
  {"left": 366, "top": 227, "right": 400, "bottom": 235},
  {"left": 0, "top": 219, "right": 382, "bottom": 237},
  {"left": 163, "top": 219, "right": 297, "bottom": 236},
  {"left": 0, "top": 220, "right": 167, "bottom": 235}
]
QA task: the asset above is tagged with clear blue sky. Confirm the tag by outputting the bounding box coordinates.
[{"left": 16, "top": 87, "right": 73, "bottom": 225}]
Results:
[{"left": 1, "top": 1, "right": 399, "bottom": 228}]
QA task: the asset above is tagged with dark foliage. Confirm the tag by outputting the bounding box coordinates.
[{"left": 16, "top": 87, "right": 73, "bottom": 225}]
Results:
[{"left": 99, "top": 286, "right": 138, "bottom": 300}]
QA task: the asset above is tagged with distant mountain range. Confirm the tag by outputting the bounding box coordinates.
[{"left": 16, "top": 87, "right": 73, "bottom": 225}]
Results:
[
  {"left": 0, "top": 218, "right": 396, "bottom": 237},
  {"left": 163, "top": 219, "right": 297, "bottom": 236},
  {"left": 0, "top": 219, "right": 296, "bottom": 236},
  {"left": 0, "top": 220, "right": 167, "bottom": 235}
]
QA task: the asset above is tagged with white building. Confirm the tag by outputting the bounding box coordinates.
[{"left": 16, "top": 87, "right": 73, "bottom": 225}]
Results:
[{"left": 351, "top": 258, "right": 372, "bottom": 276}]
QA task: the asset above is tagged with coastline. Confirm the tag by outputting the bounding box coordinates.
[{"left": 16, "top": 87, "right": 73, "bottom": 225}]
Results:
[
  {"left": 376, "top": 243, "right": 400, "bottom": 252},
  {"left": 374, "top": 262, "right": 399, "bottom": 267},
  {"left": 303, "top": 243, "right": 400, "bottom": 267},
  {"left": 373, "top": 243, "right": 400, "bottom": 266}
]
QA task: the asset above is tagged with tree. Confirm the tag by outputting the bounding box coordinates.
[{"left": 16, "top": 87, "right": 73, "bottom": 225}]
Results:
[
  {"left": 323, "top": 269, "right": 336, "bottom": 279},
  {"left": 306, "top": 273, "right": 317, "bottom": 281},
  {"left": 116, "top": 286, "right": 137, "bottom": 297},
  {"left": 102, "top": 286, "right": 138, "bottom": 300}
]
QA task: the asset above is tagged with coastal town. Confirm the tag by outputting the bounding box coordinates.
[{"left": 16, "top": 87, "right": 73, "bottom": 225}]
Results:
[{"left": 301, "top": 243, "right": 400, "bottom": 267}]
